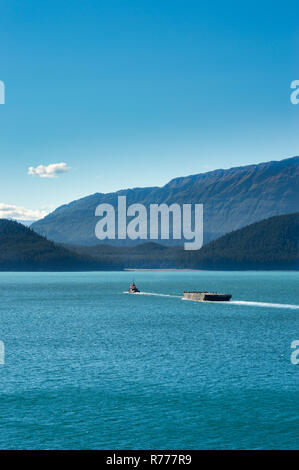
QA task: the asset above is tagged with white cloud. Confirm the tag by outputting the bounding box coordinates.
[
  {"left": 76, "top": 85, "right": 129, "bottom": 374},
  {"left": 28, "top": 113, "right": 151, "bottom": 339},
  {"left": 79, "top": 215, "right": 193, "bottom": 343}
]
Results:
[
  {"left": 28, "top": 162, "right": 70, "bottom": 178},
  {"left": 0, "top": 203, "right": 50, "bottom": 221}
]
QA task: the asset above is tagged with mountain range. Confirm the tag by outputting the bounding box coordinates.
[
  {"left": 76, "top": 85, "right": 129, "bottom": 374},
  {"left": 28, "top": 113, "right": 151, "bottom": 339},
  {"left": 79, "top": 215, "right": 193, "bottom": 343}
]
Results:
[
  {"left": 1, "top": 213, "right": 297, "bottom": 271},
  {"left": 0, "top": 219, "right": 95, "bottom": 271},
  {"left": 68, "top": 212, "right": 299, "bottom": 270},
  {"left": 31, "top": 156, "right": 299, "bottom": 246}
]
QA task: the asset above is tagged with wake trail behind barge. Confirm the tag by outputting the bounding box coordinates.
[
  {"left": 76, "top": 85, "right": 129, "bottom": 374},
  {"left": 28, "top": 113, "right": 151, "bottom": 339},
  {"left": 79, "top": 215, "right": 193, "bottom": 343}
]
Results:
[{"left": 124, "top": 292, "right": 299, "bottom": 310}]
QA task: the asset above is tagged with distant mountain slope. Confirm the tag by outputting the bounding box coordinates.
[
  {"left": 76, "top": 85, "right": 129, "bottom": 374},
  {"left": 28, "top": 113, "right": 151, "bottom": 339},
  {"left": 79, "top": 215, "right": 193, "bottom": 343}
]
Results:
[
  {"left": 0, "top": 214, "right": 298, "bottom": 271},
  {"left": 31, "top": 156, "right": 299, "bottom": 246},
  {"left": 69, "top": 213, "right": 299, "bottom": 270},
  {"left": 190, "top": 212, "right": 299, "bottom": 269},
  {"left": 0, "top": 219, "right": 97, "bottom": 270}
]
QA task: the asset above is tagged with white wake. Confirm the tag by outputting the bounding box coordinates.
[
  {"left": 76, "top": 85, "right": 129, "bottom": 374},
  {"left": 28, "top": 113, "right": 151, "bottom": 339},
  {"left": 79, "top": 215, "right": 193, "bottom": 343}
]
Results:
[
  {"left": 123, "top": 291, "right": 181, "bottom": 298},
  {"left": 229, "top": 300, "right": 299, "bottom": 310},
  {"left": 124, "top": 291, "right": 299, "bottom": 309},
  {"left": 183, "top": 298, "right": 299, "bottom": 309}
]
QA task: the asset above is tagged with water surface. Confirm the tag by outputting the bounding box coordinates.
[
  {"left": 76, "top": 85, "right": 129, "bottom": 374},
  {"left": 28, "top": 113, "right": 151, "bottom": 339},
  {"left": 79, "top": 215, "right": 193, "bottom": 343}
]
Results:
[{"left": 0, "top": 271, "right": 298, "bottom": 449}]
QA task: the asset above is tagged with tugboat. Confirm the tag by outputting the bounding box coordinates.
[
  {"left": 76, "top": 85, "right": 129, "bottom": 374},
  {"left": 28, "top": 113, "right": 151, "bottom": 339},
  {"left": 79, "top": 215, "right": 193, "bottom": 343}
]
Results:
[
  {"left": 128, "top": 281, "right": 140, "bottom": 294},
  {"left": 183, "top": 291, "right": 232, "bottom": 302}
]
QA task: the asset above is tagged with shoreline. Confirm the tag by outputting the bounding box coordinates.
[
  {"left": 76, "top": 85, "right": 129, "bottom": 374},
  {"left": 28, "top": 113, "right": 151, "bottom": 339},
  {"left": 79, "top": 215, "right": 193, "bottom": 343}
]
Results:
[{"left": 124, "top": 268, "right": 200, "bottom": 271}]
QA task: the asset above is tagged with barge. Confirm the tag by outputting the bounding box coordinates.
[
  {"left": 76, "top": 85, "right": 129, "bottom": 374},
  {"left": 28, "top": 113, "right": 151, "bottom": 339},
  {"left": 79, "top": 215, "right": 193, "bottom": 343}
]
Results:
[{"left": 183, "top": 291, "right": 232, "bottom": 302}]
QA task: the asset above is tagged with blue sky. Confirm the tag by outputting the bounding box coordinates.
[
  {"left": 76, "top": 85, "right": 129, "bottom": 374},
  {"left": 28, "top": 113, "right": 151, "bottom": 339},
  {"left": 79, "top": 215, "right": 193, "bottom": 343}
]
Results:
[{"left": 0, "top": 0, "right": 298, "bottom": 219}]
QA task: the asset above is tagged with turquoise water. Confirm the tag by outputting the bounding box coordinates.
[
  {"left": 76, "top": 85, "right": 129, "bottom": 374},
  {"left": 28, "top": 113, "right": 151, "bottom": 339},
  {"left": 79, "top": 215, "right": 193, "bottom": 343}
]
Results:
[{"left": 0, "top": 271, "right": 298, "bottom": 450}]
